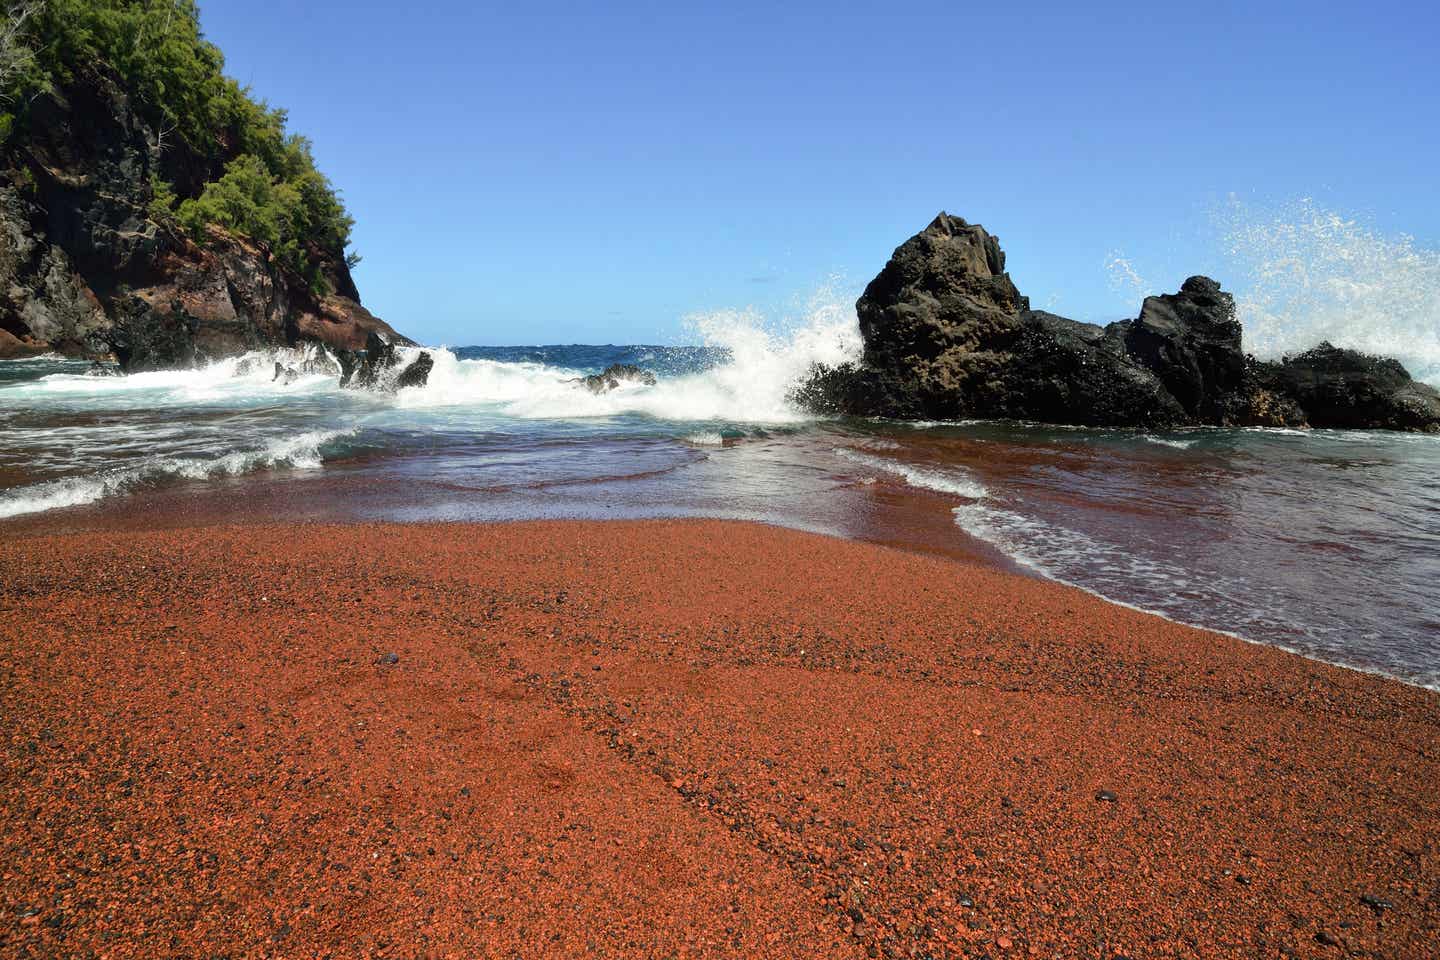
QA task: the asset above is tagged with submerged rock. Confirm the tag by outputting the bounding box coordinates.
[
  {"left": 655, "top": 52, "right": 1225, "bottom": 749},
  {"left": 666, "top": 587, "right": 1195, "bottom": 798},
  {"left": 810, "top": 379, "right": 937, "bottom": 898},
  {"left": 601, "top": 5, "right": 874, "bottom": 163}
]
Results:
[
  {"left": 573, "top": 363, "right": 658, "bottom": 394},
  {"left": 800, "top": 212, "right": 1440, "bottom": 432}
]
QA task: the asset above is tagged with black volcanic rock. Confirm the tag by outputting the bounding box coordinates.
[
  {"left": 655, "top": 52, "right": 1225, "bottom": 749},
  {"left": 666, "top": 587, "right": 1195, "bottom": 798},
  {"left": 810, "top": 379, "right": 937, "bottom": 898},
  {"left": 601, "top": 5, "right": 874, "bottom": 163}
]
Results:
[
  {"left": 394, "top": 351, "right": 434, "bottom": 390},
  {"left": 338, "top": 330, "right": 432, "bottom": 392},
  {"left": 822, "top": 213, "right": 1186, "bottom": 426},
  {"left": 1006, "top": 311, "right": 1183, "bottom": 426},
  {"left": 856, "top": 213, "right": 1028, "bottom": 383},
  {"left": 802, "top": 213, "right": 1440, "bottom": 432},
  {"left": 107, "top": 294, "right": 200, "bottom": 372},
  {"left": 1121, "top": 276, "right": 1247, "bottom": 421},
  {"left": 1254, "top": 343, "right": 1440, "bottom": 432},
  {"left": 574, "top": 363, "right": 657, "bottom": 394}
]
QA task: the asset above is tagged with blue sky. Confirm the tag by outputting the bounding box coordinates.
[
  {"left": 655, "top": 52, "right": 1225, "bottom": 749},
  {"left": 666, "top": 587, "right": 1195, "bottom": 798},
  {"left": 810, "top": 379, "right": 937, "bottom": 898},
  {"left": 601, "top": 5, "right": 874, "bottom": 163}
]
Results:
[{"left": 200, "top": 1, "right": 1439, "bottom": 345}]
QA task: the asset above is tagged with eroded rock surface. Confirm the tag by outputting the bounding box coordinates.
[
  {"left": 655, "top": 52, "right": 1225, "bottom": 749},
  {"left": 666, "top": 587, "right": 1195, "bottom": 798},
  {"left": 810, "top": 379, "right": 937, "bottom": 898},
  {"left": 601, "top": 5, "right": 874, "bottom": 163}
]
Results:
[{"left": 801, "top": 213, "right": 1439, "bottom": 432}]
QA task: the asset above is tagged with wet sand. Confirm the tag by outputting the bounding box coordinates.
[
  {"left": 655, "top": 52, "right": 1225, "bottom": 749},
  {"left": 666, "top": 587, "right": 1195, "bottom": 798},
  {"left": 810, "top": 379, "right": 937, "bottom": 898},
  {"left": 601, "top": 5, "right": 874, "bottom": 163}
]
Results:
[{"left": 2, "top": 520, "right": 1436, "bottom": 958}]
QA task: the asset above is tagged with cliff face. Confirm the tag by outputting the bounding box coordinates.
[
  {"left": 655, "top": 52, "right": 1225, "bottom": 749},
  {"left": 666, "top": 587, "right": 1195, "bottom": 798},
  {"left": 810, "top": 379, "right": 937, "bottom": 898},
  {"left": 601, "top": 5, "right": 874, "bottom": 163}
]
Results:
[{"left": 0, "top": 65, "right": 404, "bottom": 368}]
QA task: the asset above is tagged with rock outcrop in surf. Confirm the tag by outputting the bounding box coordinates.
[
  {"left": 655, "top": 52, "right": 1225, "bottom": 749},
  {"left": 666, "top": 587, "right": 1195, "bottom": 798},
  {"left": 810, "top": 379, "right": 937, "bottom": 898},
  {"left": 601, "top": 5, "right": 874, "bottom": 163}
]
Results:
[
  {"left": 338, "top": 331, "right": 432, "bottom": 392},
  {"left": 799, "top": 213, "right": 1440, "bottom": 432},
  {"left": 572, "top": 363, "right": 658, "bottom": 394}
]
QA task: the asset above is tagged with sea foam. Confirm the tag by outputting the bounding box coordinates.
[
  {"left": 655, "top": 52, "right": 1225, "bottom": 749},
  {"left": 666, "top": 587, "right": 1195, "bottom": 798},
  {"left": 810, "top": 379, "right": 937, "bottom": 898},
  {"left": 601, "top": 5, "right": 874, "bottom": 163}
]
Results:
[
  {"left": 0, "top": 429, "right": 351, "bottom": 520},
  {"left": 395, "top": 293, "right": 862, "bottom": 423},
  {"left": 832, "top": 448, "right": 989, "bottom": 500}
]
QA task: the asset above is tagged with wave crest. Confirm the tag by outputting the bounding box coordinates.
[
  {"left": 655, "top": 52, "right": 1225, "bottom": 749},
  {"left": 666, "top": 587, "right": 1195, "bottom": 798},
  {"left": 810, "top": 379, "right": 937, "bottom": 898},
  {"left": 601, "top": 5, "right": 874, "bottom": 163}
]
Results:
[{"left": 0, "top": 429, "right": 352, "bottom": 520}]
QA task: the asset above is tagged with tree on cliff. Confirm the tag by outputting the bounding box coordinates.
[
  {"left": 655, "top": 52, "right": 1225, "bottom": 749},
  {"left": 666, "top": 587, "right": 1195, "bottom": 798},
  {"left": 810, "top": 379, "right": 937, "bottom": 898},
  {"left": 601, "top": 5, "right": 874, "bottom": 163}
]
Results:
[{"left": 0, "top": 1, "right": 45, "bottom": 132}]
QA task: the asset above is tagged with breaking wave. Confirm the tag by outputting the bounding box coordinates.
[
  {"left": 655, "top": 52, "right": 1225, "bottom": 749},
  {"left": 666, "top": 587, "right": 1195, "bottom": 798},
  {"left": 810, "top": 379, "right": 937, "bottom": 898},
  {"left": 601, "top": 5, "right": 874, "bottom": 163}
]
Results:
[
  {"left": 0, "top": 429, "right": 352, "bottom": 520},
  {"left": 397, "top": 294, "right": 862, "bottom": 423}
]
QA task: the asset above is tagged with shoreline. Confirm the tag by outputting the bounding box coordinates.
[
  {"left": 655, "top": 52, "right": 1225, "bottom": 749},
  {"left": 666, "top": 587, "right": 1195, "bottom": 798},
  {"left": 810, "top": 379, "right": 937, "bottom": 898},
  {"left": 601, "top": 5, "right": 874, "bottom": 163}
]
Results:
[
  {"left": 3, "top": 474, "right": 1437, "bottom": 697},
  {"left": 3, "top": 518, "right": 1436, "bottom": 957}
]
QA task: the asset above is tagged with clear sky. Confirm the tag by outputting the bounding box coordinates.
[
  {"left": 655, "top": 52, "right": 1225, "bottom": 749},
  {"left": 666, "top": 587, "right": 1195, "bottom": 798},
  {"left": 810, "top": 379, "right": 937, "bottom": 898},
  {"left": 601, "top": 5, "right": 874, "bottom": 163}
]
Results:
[{"left": 198, "top": 0, "right": 1439, "bottom": 346}]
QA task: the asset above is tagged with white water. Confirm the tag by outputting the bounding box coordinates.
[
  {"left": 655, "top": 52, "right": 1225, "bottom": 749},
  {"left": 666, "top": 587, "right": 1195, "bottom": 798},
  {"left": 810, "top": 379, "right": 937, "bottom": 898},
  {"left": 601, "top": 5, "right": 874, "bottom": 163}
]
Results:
[
  {"left": 0, "top": 298, "right": 866, "bottom": 520},
  {"left": 1220, "top": 198, "right": 1440, "bottom": 385},
  {"left": 397, "top": 295, "right": 862, "bottom": 423},
  {"left": 832, "top": 447, "right": 990, "bottom": 500},
  {"left": 5, "top": 348, "right": 340, "bottom": 407},
  {"left": 0, "top": 428, "right": 352, "bottom": 520}
]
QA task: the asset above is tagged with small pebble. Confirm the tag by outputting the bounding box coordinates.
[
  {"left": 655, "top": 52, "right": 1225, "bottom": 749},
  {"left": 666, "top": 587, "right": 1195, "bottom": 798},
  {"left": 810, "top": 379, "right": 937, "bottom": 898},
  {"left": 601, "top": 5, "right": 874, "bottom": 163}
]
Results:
[
  {"left": 378, "top": 652, "right": 399, "bottom": 665},
  {"left": 1095, "top": 790, "right": 1118, "bottom": 802},
  {"left": 1360, "top": 893, "right": 1393, "bottom": 913}
]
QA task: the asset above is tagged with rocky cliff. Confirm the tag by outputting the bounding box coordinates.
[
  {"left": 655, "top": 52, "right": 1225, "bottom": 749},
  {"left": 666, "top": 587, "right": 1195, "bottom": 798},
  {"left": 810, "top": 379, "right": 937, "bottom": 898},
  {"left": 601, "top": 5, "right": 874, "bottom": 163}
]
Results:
[
  {"left": 801, "top": 213, "right": 1440, "bottom": 432},
  {"left": 0, "top": 63, "right": 405, "bottom": 369}
]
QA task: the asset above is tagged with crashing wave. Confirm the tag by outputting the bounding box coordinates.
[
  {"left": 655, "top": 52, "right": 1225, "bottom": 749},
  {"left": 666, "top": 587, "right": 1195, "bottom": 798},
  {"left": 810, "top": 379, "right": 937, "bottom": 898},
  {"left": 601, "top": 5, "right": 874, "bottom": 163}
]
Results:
[{"left": 397, "top": 294, "right": 863, "bottom": 422}]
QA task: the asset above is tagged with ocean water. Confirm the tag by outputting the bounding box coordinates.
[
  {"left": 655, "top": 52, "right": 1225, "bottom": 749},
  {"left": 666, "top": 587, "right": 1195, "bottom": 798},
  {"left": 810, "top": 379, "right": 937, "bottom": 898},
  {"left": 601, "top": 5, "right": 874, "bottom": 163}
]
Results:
[{"left": 3, "top": 309, "right": 1439, "bottom": 692}]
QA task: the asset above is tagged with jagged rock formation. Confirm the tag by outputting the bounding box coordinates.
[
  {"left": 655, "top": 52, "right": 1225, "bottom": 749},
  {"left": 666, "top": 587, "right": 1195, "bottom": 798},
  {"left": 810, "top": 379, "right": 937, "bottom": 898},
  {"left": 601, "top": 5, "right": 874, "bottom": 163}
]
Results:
[
  {"left": 0, "top": 65, "right": 406, "bottom": 369},
  {"left": 1252, "top": 342, "right": 1440, "bottom": 432},
  {"left": 337, "top": 330, "right": 432, "bottom": 392},
  {"left": 800, "top": 213, "right": 1440, "bottom": 432},
  {"left": 573, "top": 363, "right": 658, "bottom": 394}
]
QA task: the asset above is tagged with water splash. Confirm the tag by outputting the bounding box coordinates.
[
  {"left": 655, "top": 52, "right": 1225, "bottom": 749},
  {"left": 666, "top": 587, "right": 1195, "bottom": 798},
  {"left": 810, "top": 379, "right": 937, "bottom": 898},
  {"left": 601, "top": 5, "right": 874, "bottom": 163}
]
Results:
[
  {"left": 1105, "top": 250, "right": 1150, "bottom": 301},
  {"left": 398, "top": 289, "right": 863, "bottom": 422},
  {"left": 1220, "top": 197, "right": 1440, "bottom": 385}
]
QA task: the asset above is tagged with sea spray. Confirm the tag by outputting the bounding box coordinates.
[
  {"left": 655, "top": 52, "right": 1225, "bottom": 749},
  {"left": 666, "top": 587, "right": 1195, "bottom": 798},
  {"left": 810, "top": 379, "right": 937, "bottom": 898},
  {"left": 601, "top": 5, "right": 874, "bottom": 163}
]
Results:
[
  {"left": 397, "top": 291, "right": 863, "bottom": 422},
  {"left": 1219, "top": 197, "right": 1440, "bottom": 385}
]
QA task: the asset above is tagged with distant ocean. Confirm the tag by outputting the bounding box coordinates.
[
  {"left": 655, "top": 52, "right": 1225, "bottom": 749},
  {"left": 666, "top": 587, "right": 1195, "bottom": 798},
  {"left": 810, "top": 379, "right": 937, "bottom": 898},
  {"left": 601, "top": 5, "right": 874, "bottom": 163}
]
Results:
[{"left": 4, "top": 299, "right": 1439, "bottom": 690}]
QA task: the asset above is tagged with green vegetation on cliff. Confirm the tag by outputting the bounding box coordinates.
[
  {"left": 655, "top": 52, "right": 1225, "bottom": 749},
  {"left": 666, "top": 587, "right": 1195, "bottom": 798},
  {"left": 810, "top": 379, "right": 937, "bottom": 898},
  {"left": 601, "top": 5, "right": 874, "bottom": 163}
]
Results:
[{"left": 1, "top": 0, "right": 355, "bottom": 293}]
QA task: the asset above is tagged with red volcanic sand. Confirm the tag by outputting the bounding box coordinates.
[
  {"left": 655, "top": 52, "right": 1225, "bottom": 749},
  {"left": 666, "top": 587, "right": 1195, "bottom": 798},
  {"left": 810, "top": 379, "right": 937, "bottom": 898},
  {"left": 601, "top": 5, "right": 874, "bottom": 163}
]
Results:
[{"left": 1, "top": 520, "right": 1437, "bottom": 959}]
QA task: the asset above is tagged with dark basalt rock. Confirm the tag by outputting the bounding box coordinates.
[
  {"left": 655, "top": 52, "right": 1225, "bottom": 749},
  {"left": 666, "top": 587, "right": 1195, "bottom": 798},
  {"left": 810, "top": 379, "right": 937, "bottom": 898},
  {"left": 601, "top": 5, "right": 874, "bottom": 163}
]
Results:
[
  {"left": 1122, "top": 276, "right": 1247, "bottom": 422},
  {"left": 573, "top": 363, "right": 657, "bottom": 394},
  {"left": 1005, "top": 310, "right": 1183, "bottom": 427},
  {"left": 800, "top": 212, "right": 1440, "bottom": 432},
  {"left": 338, "top": 330, "right": 432, "bottom": 392},
  {"left": 856, "top": 213, "right": 1028, "bottom": 384},
  {"left": 394, "top": 351, "right": 434, "bottom": 390},
  {"left": 801, "top": 214, "right": 1187, "bottom": 426},
  {"left": 1253, "top": 342, "right": 1440, "bottom": 432},
  {"left": 107, "top": 294, "right": 200, "bottom": 372},
  {"left": 351, "top": 330, "right": 396, "bottom": 389},
  {"left": 336, "top": 348, "right": 359, "bottom": 387}
]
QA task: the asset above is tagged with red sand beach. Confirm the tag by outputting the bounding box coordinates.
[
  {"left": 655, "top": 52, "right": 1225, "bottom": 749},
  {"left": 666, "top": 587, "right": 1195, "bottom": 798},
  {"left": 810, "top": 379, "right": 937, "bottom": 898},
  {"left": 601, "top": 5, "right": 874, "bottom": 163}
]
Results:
[{"left": 1, "top": 520, "right": 1436, "bottom": 958}]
